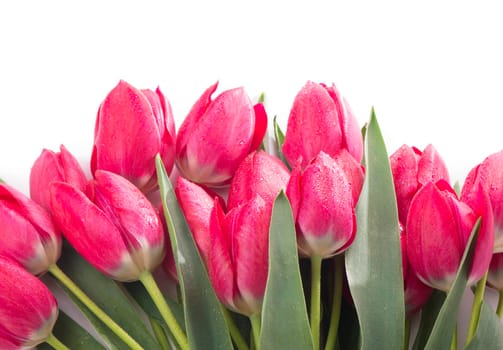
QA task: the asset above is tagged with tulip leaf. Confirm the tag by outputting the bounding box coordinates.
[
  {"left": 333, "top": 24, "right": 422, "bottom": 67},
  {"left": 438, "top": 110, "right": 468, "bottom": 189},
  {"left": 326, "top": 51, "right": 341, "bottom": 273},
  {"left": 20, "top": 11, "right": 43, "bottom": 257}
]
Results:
[
  {"left": 273, "top": 115, "right": 289, "bottom": 168},
  {"left": 422, "top": 219, "right": 480, "bottom": 350},
  {"left": 38, "top": 310, "right": 106, "bottom": 350},
  {"left": 259, "top": 191, "right": 314, "bottom": 350},
  {"left": 156, "top": 155, "right": 233, "bottom": 350},
  {"left": 55, "top": 244, "right": 162, "bottom": 350},
  {"left": 465, "top": 300, "right": 503, "bottom": 349},
  {"left": 345, "top": 109, "right": 405, "bottom": 350},
  {"left": 411, "top": 290, "right": 446, "bottom": 350}
]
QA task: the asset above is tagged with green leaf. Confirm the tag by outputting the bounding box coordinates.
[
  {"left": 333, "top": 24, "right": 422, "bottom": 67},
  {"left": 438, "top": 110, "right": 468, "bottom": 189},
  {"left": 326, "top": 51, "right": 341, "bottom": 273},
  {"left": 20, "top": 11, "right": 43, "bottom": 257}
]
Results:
[
  {"left": 259, "top": 192, "right": 314, "bottom": 350},
  {"left": 345, "top": 108, "right": 405, "bottom": 350},
  {"left": 38, "top": 310, "right": 106, "bottom": 350},
  {"left": 411, "top": 291, "right": 446, "bottom": 350},
  {"left": 273, "top": 115, "right": 289, "bottom": 169},
  {"left": 465, "top": 300, "right": 503, "bottom": 349},
  {"left": 56, "top": 244, "right": 161, "bottom": 350},
  {"left": 156, "top": 155, "right": 233, "bottom": 350},
  {"left": 423, "top": 219, "right": 480, "bottom": 350}
]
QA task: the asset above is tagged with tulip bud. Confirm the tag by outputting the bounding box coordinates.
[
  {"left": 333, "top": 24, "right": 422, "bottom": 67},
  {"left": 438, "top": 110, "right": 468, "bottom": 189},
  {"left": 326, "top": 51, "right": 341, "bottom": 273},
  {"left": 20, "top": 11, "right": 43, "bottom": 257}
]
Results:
[
  {"left": 461, "top": 149, "right": 503, "bottom": 252},
  {"left": 227, "top": 150, "right": 290, "bottom": 210},
  {"left": 30, "top": 144, "right": 88, "bottom": 211},
  {"left": 0, "top": 257, "right": 58, "bottom": 349},
  {"left": 390, "top": 144, "right": 450, "bottom": 225},
  {"left": 282, "top": 81, "right": 363, "bottom": 169},
  {"left": 50, "top": 170, "right": 165, "bottom": 282},
  {"left": 487, "top": 252, "right": 503, "bottom": 290},
  {"left": 176, "top": 82, "right": 267, "bottom": 187},
  {"left": 91, "top": 80, "right": 176, "bottom": 194},
  {"left": 0, "top": 183, "right": 61, "bottom": 275},
  {"left": 208, "top": 195, "right": 270, "bottom": 316},
  {"left": 406, "top": 180, "right": 493, "bottom": 291},
  {"left": 286, "top": 152, "right": 360, "bottom": 258}
]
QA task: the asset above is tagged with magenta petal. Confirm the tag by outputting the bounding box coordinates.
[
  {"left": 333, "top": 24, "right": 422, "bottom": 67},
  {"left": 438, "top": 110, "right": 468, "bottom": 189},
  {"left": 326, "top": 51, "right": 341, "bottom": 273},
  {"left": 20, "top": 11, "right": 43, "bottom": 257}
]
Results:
[
  {"left": 249, "top": 103, "right": 268, "bottom": 152},
  {"left": 417, "top": 144, "right": 450, "bottom": 186}
]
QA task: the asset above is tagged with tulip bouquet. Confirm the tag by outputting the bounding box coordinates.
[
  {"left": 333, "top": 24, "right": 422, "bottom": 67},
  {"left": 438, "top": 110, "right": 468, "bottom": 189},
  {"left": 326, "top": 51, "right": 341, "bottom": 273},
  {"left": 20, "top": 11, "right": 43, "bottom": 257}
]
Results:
[{"left": 1, "top": 80, "right": 503, "bottom": 350}]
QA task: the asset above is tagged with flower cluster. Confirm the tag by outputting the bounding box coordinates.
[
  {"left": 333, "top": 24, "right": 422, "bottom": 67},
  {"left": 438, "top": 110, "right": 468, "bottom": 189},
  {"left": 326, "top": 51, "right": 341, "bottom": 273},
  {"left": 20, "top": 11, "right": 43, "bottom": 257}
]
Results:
[{"left": 1, "top": 79, "right": 502, "bottom": 350}]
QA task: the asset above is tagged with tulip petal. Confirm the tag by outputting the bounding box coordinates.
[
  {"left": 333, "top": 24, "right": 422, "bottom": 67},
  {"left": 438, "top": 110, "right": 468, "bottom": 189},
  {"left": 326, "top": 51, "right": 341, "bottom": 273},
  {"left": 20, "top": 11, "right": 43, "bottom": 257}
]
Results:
[
  {"left": 249, "top": 103, "right": 268, "bottom": 152},
  {"left": 417, "top": 144, "right": 450, "bottom": 186}
]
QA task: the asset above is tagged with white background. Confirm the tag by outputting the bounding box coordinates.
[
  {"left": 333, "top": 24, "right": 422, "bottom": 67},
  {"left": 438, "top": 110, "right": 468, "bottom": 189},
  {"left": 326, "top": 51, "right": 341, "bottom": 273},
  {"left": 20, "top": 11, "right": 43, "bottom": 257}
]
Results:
[
  {"left": 1, "top": 0, "right": 502, "bottom": 343},
  {"left": 1, "top": 1, "right": 503, "bottom": 195}
]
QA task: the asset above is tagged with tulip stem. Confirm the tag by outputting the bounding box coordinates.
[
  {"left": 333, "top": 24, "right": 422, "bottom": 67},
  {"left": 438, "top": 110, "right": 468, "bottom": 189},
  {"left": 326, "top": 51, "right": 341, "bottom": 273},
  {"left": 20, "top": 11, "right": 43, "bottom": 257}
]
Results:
[
  {"left": 403, "top": 317, "right": 411, "bottom": 350},
  {"left": 465, "top": 271, "right": 488, "bottom": 345},
  {"left": 149, "top": 316, "right": 172, "bottom": 350},
  {"left": 310, "top": 255, "right": 323, "bottom": 350},
  {"left": 223, "top": 308, "right": 250, "bottom": 350},
  {"left": 497, "top": 290, "right": 503, "bottom": 318},
  {"left": 139, "top": 271, "right": 189, "bottom": 350},
  {"left": 324, "top": 254, "right": 344, "bottom": 350},
  {"left": 450, "top": 324, "right": 457, "bottom": 350},
  {"left": 249, "top": 313, "right": 261, "bottom": 350},
  {"left": 45, "top": 333, "right": 70, "bottom": 350},
  {"left": 48, "top": 264, "right": 144, "bottom": 350}
]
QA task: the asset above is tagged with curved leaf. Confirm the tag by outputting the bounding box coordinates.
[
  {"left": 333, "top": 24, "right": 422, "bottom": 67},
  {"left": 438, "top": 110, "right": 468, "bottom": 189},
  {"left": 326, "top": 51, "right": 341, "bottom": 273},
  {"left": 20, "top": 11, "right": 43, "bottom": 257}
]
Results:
[
  {"left": 411, "top": 291, "right": 445, "bottom": 350},
  {"left": 465, "top": 300, "right": 503, "bottom": 349},
  {"left": 345, "top": 109, "right": 405, "bottom": 350},
  {"left": 259, "top": 192, "right": 314, "bottom": 350},
  {"left": 156, "top": 155, "right": 233, "bottom": 350}
]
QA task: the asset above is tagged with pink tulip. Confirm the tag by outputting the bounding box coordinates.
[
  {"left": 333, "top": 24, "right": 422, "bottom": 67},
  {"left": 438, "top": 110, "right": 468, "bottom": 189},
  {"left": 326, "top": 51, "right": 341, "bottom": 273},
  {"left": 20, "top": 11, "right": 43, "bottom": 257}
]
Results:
[
  {"left": 91, "top": 80, "right": 176, "bottom": 194},
  {"left": 0, "top": 257, "right": 58, "bottom": 349},
  {"left": 487, "top": 253, "right": 503, "bottom": 290},
  {"left": 50, "top": 170, "right": 165, "bottom": 282},
  {"left": 30, "top": 144, "right": 88, "bottom": 211},
  {"left": 282, "top": 81, "right": 363, "bottom": 169},
  {"left": 406, "top": 180, "right": 493, "bottom": 291},
  {"left": 176, "top": 82, "right": 267, "bottom": 187},
  {"left": 227, "top": 150, "right": 290, "bottom": 210},
  {"left": 390, "top": 144, "right": 450, "bottom": 225},
  {"left": 0, "top": 183, "right": 61, "bottom": 275},
  {"left": 461, "top": 149, "right": 503, "bottom": 252},
  {"left": 208, "top": 195, "right": 270, "bottom": 316},
  {"left": 400, "top": 229, "right": 432, "bottom": 315},
  {"left": 286, "top": 151, "right": 361, "bottom": 258}
]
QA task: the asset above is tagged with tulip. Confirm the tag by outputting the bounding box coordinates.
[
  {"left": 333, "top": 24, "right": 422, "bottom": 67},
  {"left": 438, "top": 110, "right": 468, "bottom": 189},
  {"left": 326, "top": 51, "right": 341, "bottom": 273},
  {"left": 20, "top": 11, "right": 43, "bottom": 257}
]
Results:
[
  {"left": 0, "top": 257, "right": 59, "bottom": 349},
  {"left": 227, "top": 150, "right": 290, "bottom": 210},
  {"left": 406, "top": 180, "right": 493, "bottom": 291},
  {"left": 175, "top": 82, "right": 267, "bottom": 187},
  {"left": 30, "top": 144, "right": 88, "bottom": 211},
  {"left": 390, "top": 144, "right": 450, "bottom": 225},
  {"left": 487, "top": 252, "right": 503, "bottom": 290},
  {"left": 50, "top": 170, "right": 164, "bottom": 282},
  {"left": 461, "top": 149, "right": 503, "bottom": 252},
  {"left": 0, "top": 183, "right": 61, "bottom": 275},
  {"left": 282, "top": 81, "right": 363, "bottom": 169},
  {"left": 208, "top": 195, "right": 270, "bottom": 316},
  {"left": 286, "top": 151, "right": 361, "bottom": 258},
  {"left": 91, "top": 80, "right": 176, "bottom": 194}
]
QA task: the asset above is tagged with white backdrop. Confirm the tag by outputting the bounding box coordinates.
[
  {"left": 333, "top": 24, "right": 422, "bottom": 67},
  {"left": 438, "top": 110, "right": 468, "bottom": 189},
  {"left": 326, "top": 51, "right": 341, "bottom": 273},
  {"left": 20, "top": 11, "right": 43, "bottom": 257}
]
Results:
[{"left": 1, "top": 0, "right": 503, "bottom": 344}]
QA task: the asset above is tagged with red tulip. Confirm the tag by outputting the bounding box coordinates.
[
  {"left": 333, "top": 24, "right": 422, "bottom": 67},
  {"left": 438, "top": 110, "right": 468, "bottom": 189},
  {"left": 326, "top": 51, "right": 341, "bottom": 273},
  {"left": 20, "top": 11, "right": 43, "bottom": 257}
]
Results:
[
  {"left": 91, "top": 80, "right": 176, "bottom": 194},
  {"left": 30, "top": 144, "right": 88, "bottom": 211},
  {"left": 282, "top": 81, "right": 363, "bottom": 169},
  {"left": 0, "top": 257, "right": 58, "bottom": 349},
  {"left": 227, "top": 150, "right": 290, "bottom": 210},
  {"left": 286, "top": 151, "right": 361, "bottom": 258},
  {"left": 406, "top": 180, "right": 493, "bottom": 291},
  {"left": 208, "top": 195, "right": 270, "bottom": 316},
  {"left": 176, "top": 82, "right": 267, "bottom": 187},
  {"left": 0, "top": 183, "right": 60, "bottom": 275},
  {"left": 390, "top": 144, "right": 450, "bottom": 225},
  {"left": 461, "top": 149, "right": 503, "bottom": 252},
  {"left": 50, "top": 170, "right": 165, "bottom": 282}
]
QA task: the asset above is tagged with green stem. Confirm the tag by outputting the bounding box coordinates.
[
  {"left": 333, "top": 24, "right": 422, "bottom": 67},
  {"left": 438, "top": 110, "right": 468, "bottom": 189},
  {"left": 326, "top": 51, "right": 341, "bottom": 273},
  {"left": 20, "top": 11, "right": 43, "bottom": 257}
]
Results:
[
  {"left": 223, "top": 308, "right": 249, "bottom": 350},
  {"left": 403, "top": 317, "right": 411, "bottom": 350},
  {"left": 149, "top": 317, "right": 171, "bottom": 350},
  {"left": 48, "top": 264, "right": 144, "bottom": 350},
  {"left": 249, "top": 313, "right": 261, "bottom": 350},
  {"left": 310, "top": 255, "right": 323, "bottom": 350},
  {"left": 139, "top": 271, "right": 189, "bottom": 350},
  {"left": 450, "top": 324, "right": 457, "bottom": 350},
  {"left": 324, "top": 255, "right": 344, "bottom": 350},
  {"left": 45, "top": 333, "right": 70, "bottom": 350},
  {"left": 465, "top": 271, "right": 488, "bottom": 345},
  {"left": 497, "top": 290, "right": 503, "bottom": 318}
]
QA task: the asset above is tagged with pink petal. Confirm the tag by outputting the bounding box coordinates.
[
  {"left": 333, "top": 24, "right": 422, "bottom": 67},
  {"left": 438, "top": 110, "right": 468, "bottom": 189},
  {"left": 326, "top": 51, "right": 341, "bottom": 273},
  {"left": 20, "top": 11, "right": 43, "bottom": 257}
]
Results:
[{"left": 249, "top": 103, "right": 268, "bottom": 152}]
